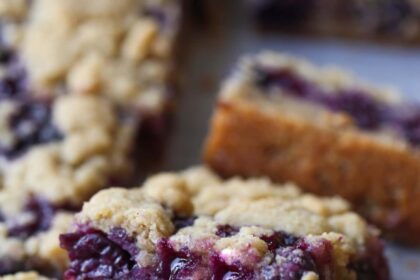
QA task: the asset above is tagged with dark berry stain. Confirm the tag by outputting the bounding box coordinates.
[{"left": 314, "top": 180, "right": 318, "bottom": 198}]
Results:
[
  {"left": 60, "top": 228, "right": 143, "bottom": 280},
  {"left": 60, "top": 226, "right": 331, "bottom": 280},
  {"left": 2, "top": 101, "right": 63, "bottom": 159},
  {"left": 3, "top": 196, "right": 79, "bottom": 241},
  {"left": 0, "top": 44, "right": 28, "bottom": 100},
  {"left": 172, "top": 216, "right": 196, "bottom": 232},
  {"left": 0, "top": 259, "right": 25, "bottom": 276},
  {"left": 6, "top": 196, "right": 56, "bottom": 239},
  {"left": 157, "top": 238, "right": 202, "bottom": 279},
  {"left": 215, "top": 224, "right": 239, "bottom": 238},
  {"left": 0, "top": 41, "right": 61, "bottom": 159},
  {"left": 325, "top": 90, "right": 383, "bottom": 130}
]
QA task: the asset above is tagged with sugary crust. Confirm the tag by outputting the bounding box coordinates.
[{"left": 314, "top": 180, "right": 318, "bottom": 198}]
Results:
[
  {"left": 0, "top": 272, "right": 49, "bottom": 280},
  {"left": 1, "top": 0, "right": 179, "bottom": 111},
  {"left": 205, "top": 53, "right": 420, "bottom": 244},
  {"left": 74, "top": 167, "right": 381, "bottom": 279}
]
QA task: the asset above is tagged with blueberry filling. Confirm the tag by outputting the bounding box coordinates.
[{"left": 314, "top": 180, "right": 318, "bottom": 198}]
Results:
[
  {"left": 255, "top": 67, "right": 420, "bottom": 145},
  {"left": 215, "top": 224, "right": 239, "bottom": 237},
  {"left": 3, "top": 196, "right": 78, "bottom": 240},
  {"left": 260, "top": 231, "right": 300, "bottom": 251},
  {"left": 172, "top": 216, "right": 196, "bottom": 231},
  {"left": 0, "top": 43, "right": 28, "bottom": 100},
  {"left": 61, "top": 226, "right": 335, "bottom": 280},
  {"left": 60, "top": 227, "right": 145, "bottom": 280},
  {"left": 60, "top": 223, "right": 389, "bottom": 280},
  {"left": 157, "top": 238, "right": 254, "bottom": 279},
  {"left": 157, "top": 238, "right": 204, "bottom": 279},
  {"left": 5, "top": 196, "right": 56, "bottom": 239},
  {"left": 0, "top": 42, "right": 61, "bottom": 158},
  {"left": 0, "top": 100, "right": 63, "bottom": 159},
  {"left": 0, "top": 259, "right": 25, "bottom": 276}
]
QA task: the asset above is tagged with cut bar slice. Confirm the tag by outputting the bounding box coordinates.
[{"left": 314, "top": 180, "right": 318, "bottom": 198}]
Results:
[
  {"left": 60, "top": 167, "right": 389, "bottom": 280},
  {"left": 0, "top": 94, "right": 133, "bottom": 277},
  {"left": 248, "top": 0, "right": 420, "bottom": 43},
  {"left": 204, "top": 52, "right": 420, "bottom": 244},
  {"left": 0, "top": 0, "right": 182, "bottom": 277}
]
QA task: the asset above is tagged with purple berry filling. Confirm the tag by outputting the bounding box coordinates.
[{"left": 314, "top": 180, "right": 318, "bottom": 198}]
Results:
[
  {"left": 1, "top": 100, "right": 63, "bottom": 159},
  {"left": 255, "top": 67, "right": 420, "bottom": 146},
  {"left": 0, "top": 40, "right": 62, "bottom": 159},
  {"left": 3, "top": 196, "right": 77, "bottom": 240},
  {"left": 61, "top": 224, "right": 389, "bottom": 280},
  {"left": 215, "top": 224, "right": 239, "bottom": 237},
  {"left": 5, "top": 196, "right": 55, "bottom": 239},
  {"left": 60, "top": 227, "right": 147, "bottom": 280},
  {"left": 157, "top": 237, "right": 256, "bottom": 279},
  {"left": 172, "top": 216, "right": 196, "bottom": 231},
  {"left": 61, "top": 225, "right": 341, "bottom": 280},
  {"left": 0, "top": 42, "right": 28, "bottom": 100},
  {"left": 0, "top": 259, "right": 25, "bottom": 276}
]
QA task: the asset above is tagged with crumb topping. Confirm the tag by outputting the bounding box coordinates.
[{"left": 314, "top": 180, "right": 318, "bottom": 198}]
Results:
[
  {"left": 77, "top": 166, "right": 371, "bottom": 250},
  {"left": 76, "top": 188, "right": 175, "bottom": 255},
  {"left": 67, "top": 167, "right": 386, "bottom": 280},
  {"left": 2, "top": 95, "right": 133, "bottom": 206},
  {"left": 2, "top": 0, "right": 179, "bottom": 110}
]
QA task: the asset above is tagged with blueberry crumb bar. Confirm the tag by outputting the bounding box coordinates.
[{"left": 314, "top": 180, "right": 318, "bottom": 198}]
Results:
[
  {"left": 60, "top": 167, "right": 389, "bottom": 280},
  {"left": 248, "top": 0, "right": 420, "bottom": 42},
  {"left": 0, "top": 94, "right": 134, "bottom": 277},
  {"left": 0, "top": 0, "right": 182, "bottom": 276},
  {"left": 205, "top": 52, "right": 420, "bottom": 244}
]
